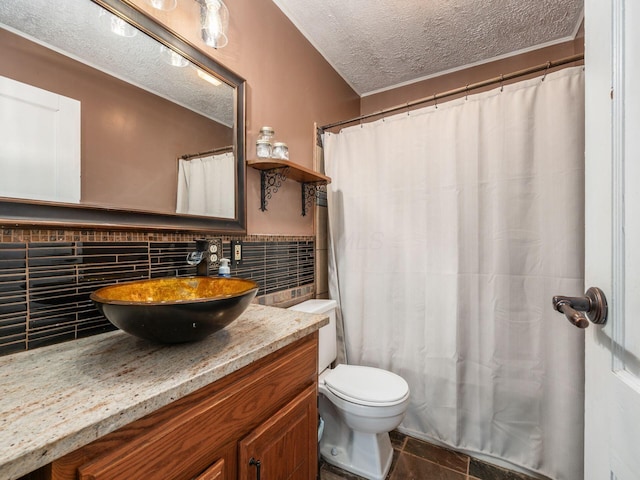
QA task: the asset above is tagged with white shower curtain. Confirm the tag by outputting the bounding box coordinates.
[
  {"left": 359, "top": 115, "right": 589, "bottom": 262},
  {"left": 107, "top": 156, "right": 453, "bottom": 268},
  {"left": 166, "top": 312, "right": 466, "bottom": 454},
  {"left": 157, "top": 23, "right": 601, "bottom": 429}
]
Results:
[
  {"left": 176, "top": 151, "right": 235, "bottom": 218},
  {"left": 324, "top": 66, "right": 585, "bottom": 480}
]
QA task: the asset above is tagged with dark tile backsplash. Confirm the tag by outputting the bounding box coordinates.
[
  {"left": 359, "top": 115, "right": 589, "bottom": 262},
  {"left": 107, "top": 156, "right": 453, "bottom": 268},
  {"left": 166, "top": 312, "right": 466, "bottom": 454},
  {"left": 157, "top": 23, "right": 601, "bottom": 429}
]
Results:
[
  {"left": 235, "top": 241, "right": 315, "bottom": 295},
  {"left": 0, "top": 238, "right": 314, "bottom": 357}
]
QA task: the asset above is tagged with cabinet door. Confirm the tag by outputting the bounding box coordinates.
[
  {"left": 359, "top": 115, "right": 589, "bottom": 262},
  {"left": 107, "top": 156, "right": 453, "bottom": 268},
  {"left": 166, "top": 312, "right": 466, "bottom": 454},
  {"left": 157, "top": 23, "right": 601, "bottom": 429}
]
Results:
[{"left": 239, "top": 384, "right": 317, "bottom": 480}]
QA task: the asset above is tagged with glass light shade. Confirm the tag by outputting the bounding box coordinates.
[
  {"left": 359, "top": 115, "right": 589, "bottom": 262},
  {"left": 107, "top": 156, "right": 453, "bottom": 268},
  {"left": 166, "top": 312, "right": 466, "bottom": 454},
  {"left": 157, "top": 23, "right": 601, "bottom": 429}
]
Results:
[
  {"left": 148, "top": 0, "right": 177, "bottom": 11},
  {"left": 160, "top": 45, "right": 189, "bottom": 67},
  {"left": 99, "top": 10, "right": 137, "bottom": 38},
  {"left": 200, "top": 0, "right": 229, "bottom": 48}
]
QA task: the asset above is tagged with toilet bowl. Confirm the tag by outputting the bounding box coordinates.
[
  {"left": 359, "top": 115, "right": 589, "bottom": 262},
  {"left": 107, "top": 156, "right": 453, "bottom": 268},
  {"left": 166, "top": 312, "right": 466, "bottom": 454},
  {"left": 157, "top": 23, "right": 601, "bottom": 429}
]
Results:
[{"left": 289, "top": 299, "right": 410, "bottom": 480}]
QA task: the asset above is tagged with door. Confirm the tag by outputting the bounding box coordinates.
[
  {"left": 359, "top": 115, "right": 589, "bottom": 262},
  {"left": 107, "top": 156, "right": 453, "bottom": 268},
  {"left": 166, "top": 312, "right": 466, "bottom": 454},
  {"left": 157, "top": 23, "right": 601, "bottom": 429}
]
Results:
[
  {"left": 584, "top": 0, "right": 640, "bottom": 478},
  {"left": 0, "top": 75, "right": 81, "bottom": 203},
  {"left": 239, "top": 384, "right": 317, "bottom": 480}
]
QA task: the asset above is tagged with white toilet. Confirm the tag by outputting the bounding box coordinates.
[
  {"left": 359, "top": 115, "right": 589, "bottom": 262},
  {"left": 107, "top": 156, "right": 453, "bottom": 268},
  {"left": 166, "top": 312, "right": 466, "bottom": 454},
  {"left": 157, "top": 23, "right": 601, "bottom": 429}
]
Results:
[{"left": 289, "top": 299, "right": 410, "bottom": 480}]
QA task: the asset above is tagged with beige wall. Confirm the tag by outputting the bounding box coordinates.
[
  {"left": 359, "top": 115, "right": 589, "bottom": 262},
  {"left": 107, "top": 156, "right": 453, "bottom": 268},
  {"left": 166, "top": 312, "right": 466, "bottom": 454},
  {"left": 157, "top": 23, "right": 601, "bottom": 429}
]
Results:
[
  {"left": 130, "top": 0, "right": 360, "bottom": 236},
  {"left": 360, "top": 38, "right": 584, "bottom": 117},
  {"left": 0, "top": 1, "right": 584, "bottom": 237}
]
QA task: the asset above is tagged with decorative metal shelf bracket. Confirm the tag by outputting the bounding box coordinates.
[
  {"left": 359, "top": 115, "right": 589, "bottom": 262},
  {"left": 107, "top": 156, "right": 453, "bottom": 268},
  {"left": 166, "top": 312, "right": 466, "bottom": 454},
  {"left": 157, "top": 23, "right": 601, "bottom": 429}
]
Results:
[
  {"left": 256, "top": 164, "right": 327, "bottom": 215},
  {"left": 259, "top": 167, "right": 288, "bottom": 211},
  {"left": 302, "top": 182, "right": 327, "bottom": 217}
]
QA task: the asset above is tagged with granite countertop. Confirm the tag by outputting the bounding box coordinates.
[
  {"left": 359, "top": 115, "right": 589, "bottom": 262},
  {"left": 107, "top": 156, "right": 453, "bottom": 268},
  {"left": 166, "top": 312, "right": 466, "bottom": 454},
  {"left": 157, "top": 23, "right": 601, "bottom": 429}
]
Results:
[{"left": 0, "top": 304, "right": 327, "bottom": 480}]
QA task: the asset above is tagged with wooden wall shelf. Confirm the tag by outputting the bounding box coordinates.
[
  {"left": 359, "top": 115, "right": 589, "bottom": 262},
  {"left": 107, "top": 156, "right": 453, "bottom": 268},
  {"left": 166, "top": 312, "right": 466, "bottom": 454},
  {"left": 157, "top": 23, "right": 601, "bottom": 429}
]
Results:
[{"left": 247, "top": 159, "right": 331, "bottom": 216}]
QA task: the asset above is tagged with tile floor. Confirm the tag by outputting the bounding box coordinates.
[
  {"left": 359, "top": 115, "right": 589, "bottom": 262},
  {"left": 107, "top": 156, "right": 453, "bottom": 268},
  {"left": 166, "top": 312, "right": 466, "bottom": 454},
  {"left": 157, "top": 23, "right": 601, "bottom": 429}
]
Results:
[{"left": 319, "top": 431, "right": 547, "bottom": 480}]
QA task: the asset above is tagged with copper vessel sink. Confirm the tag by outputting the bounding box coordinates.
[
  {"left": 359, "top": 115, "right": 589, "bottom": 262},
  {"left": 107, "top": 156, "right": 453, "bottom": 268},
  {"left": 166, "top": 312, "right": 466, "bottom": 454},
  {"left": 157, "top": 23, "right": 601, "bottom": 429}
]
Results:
[{"left": 90, "top": 276, "right": 259, "bottom": 343}]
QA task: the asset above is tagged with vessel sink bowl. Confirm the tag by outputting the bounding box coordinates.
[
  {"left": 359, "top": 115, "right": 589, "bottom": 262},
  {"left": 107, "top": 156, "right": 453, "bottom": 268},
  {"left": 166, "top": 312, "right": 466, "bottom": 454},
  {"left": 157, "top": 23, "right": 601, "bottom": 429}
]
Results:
[{"left": 90, "top": 276, "right": 259, "bottom": 343}]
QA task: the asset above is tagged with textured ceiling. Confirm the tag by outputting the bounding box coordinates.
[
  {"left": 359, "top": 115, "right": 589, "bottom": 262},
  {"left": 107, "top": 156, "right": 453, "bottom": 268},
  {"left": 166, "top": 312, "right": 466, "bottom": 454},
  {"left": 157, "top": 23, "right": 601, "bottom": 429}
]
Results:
[
  {"left": 272, "top": 0, "right": 583, "bottom": 96},
  {"left": 0, "top": 0, "right": 234, "bottom": 126}
]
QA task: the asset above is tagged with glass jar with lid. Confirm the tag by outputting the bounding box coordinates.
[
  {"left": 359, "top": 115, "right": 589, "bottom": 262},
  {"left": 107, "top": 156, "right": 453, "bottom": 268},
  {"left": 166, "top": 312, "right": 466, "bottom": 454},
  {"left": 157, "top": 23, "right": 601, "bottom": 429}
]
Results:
[
  {"left": 258, "top": 126, "right": 274, "bottom": 143},
  {"left": 256, "top": 139, "right": 272, "bottom": 158},
  {"left": 272, "top": 142, "right": 289, "bottom": 160},
  {"left": 256, "top": 126, "right": 275, "bottom": 158}
]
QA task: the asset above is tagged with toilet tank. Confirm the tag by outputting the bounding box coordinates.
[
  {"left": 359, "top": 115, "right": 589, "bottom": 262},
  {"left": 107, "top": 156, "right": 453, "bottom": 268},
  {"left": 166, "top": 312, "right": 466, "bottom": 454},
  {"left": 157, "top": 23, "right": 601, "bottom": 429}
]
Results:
[{"left": 288, "top": 299, "right": 337, "bottom": 373}]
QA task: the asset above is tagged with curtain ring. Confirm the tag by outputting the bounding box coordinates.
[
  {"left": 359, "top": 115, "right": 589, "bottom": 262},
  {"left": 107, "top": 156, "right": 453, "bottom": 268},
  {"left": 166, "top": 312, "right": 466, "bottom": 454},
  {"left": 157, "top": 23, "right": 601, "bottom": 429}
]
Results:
[
  {"left": 465, "top": 84, "right": 469, "bottom": 100},
  {"left": 406, "top": 102, "right": 410, "bottom": 116},
  {"left": 500, "top": 74, "right": 504, "bottom": 92},
  {"left": 433, "top": 93, "right": 438, "bottom": 109},
  {"left": 542, "top": 61, "right": 551, "bottom": 81}
]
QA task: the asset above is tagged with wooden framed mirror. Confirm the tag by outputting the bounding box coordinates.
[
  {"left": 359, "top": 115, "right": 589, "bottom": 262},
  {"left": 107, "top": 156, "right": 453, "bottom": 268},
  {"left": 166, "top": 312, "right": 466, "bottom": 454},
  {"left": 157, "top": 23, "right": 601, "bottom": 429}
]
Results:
[{"left": 0, "top": 0, "right": 246, "bottom": 232}]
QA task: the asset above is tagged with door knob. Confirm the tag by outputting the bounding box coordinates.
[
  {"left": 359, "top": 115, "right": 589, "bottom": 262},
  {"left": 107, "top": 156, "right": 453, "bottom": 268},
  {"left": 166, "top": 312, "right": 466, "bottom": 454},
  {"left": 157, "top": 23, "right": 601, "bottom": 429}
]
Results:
[{"left": 552, "top": 287, "right": 608, "bottom": 328}]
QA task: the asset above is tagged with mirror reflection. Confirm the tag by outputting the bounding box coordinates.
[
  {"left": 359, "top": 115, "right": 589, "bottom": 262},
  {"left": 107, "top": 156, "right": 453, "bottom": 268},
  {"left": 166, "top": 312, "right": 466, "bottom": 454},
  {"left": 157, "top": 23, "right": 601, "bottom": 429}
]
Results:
[{"left": 0, "top": 0, "right": 238, "bottom": 220}]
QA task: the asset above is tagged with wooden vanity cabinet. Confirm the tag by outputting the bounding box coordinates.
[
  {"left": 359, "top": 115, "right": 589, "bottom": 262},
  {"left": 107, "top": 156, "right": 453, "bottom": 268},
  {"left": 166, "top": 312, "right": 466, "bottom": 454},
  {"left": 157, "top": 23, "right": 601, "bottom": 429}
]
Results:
[{"left": 45, "top": 334, "right": 318, "bottom": 480}]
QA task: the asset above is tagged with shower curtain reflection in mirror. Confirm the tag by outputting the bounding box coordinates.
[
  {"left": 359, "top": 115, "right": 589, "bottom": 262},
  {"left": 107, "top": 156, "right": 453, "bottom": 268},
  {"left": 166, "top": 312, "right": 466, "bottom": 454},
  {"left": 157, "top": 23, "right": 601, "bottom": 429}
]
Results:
[
  {"left": 324, "top": 66, "right": 585, "bottom": 480},
  {"left": 176, "top": 152, "right": 235, "bottom": 218}
]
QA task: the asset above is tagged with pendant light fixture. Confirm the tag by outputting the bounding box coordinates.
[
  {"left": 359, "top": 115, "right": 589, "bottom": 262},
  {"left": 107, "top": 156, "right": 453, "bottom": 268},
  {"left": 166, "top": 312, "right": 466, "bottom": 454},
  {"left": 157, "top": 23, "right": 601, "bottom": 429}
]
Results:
[
  {"left": 199, "top": 0, "right": 229, "bottom": 48},
  {"left": 99, "top": 9, "right": 137, "bottom": 37},
  {"left": 147, "top": 0, "right": 178, "bottom": 11}
]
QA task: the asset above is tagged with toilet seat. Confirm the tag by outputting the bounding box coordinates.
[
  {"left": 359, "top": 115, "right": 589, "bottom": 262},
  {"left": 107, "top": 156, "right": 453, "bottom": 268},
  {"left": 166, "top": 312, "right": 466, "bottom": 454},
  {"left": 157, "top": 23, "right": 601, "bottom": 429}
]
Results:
[{"left": 323, "top": 364, "right": 409, "bottom": 407}]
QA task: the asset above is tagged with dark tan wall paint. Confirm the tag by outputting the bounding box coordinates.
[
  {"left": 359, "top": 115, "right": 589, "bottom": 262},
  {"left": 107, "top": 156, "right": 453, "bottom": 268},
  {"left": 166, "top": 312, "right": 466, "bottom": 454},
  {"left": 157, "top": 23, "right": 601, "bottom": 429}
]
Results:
[
  {"left": 121, "top": 2, "right": 583, "bottom": 236},
  {"left": 360, "top": 39, "right": 584, "bottom": 117},
  {"left": 129, "top": 0, "right": 360, "bottom": 236},
  {"left": 0, "top": 28, "right": 232, "bottom": 214},
  {"left": 1, "top": 1, "right": 583, "bottom": 237}
]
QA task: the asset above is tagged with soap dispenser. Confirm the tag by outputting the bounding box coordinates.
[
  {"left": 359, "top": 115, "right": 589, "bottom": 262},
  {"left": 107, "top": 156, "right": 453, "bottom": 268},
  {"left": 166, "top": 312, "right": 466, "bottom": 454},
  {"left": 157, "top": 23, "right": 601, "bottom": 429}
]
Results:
[{"left": 218, "top": 258, "right": 231, "bottom": 277}]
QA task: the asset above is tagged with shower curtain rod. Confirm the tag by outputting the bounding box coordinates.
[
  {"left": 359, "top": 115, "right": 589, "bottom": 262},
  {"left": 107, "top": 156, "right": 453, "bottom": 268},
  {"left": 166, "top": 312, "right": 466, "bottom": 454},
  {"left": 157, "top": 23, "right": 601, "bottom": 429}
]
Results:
[
  {"left": 179, "top": 145, "right": 234, "bottom": 160},
  {"left": 320, "top": 53, "right": 584, "bottom": 131}
]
